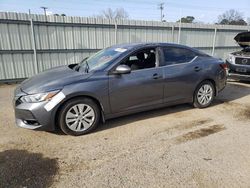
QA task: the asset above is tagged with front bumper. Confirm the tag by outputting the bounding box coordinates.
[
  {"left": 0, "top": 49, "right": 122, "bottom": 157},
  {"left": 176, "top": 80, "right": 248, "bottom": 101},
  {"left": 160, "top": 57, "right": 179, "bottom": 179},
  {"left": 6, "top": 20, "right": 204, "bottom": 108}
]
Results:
[
  {"left": 226, "top": 60, "right": 250, "bottom": 81},
  {"left": 228, "top": 72, "right": 250, "bottom": 81},
  {"left": 14, "top": 100, "right": 56, "bottom": 131},
  {"left": 13, "top": 86, "right": 66, "bottom": 131}
]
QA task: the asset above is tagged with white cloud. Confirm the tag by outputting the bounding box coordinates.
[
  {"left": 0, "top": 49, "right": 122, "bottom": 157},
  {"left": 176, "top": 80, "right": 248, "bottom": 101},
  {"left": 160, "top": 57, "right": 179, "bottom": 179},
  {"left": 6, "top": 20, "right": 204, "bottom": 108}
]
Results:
[{"left": 46, "top": 11, "right": 53, "bottom": 15}]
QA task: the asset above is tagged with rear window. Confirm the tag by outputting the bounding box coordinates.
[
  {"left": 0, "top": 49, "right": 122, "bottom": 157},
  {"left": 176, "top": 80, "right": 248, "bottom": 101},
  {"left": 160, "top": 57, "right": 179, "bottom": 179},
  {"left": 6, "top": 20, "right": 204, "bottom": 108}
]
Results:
[{"left": 162, "top": 47, "right": 197, "bottom": 65}]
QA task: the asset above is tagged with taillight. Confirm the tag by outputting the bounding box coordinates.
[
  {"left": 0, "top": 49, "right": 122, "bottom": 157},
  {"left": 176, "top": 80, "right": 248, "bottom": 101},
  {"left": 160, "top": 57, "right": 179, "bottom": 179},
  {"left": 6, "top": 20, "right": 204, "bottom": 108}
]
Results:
[{"left": 220, "top": 63, "right": 228, "bottom": 70}]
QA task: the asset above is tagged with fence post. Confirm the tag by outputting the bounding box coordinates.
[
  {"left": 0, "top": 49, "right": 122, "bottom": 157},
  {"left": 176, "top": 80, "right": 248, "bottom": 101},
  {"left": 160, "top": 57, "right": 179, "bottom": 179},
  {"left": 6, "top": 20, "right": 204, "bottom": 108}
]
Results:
[
  {"left": 114, "top": 20, "right": 118, "bottom": 44},
  {"left": 171, "top": 25, "right": 175, "bottom": 43},
  {"left": 212, "top": 28, "right": 217, "bottom": 56},
  {"left": 30, "top": 18, "right": 39, "bottom": 74},
  {"left": 177, "top": 22, "right": 181, "bottom": 44}
]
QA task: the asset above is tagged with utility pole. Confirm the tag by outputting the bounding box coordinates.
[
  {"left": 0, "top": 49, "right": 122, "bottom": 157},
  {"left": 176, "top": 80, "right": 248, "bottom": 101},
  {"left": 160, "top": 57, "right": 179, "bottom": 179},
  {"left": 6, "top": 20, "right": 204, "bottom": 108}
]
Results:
[
  {"left": 40, "top": 6, "right": 48, "bottom": 16},
  {"left": 158, "top": 3, "right": 164, "bottom": 22}
]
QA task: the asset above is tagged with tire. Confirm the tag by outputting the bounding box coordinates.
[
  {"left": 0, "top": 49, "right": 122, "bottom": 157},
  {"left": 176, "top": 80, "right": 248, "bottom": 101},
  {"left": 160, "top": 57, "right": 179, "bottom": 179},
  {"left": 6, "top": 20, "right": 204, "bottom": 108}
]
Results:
[
  {"left": 193, "top": 81, "right": 215, "bottom": 108},
  {"left": 58, "top": 98, "right": 100, "bottom": 136}
]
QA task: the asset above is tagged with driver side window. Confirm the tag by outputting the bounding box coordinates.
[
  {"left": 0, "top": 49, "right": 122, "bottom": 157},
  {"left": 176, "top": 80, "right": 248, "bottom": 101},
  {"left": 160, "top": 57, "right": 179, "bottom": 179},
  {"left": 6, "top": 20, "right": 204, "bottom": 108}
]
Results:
[{"left": 122, "top": 48, "right": 156, "bottom": 71}]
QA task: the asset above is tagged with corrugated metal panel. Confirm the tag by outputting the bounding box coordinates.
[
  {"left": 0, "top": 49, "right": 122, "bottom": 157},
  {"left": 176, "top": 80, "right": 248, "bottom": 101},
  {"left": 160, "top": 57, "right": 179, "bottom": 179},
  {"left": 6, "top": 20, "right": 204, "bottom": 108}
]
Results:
[
  {"left": 67, "top": 53, "right": 76, "bottom": 65},
  {"left": 180, "top": 29, "right": 214, "bottom": 47},
  {"left": 19, "top": 24, "right": 32, "bottom": 49},
  {"left": 0, "top": 24, "right": 11, "bottom": 50},
  {"left": 42, "top": 53, "right": 52, "bottom": 71},
  {"left": 214, "top": 47, "right": 242, "bottom": 60},
  {"left": 22, "top": 54, "right": 35, "bottom": 77},
  {"left": 0, "top": 12, "right": 250, "bottom": 81},
  {"left": 216, "top": 30, "right": 240, "bottom": 47},
  {"left": 0, "top": 55, "right": 6, "bottom": 79},
  {"left": 73, "top": 27, "right": 82, "bottom": 49},
  {"left": 2, "top": 54, "right": 16, "bottom": 79},
  {"left": 80, "top": 27, "right": 90, "bottom": 48},
  {"left": 8, "top": 24, "right": 22, "bottom": 49},
  {"left": 56, "top": 26, "right": 66, "bottom": 49},
  {"left": 13, "top": 54, "right": 26, "bottom": 78},
  {"left": 50, "top": 53, "right": 59, "bottom": 68},
  {"left": 65, "top": 27, "right": 74, "bottom": 49},
  {"left": 48, "top": 26, "right": 58, "bottom": 49},
  {"left": 88, "top": 27, "right": 97, "bottom": 49},
  {"left": 38, "top": 26, "right": 50, "bottom": 49},
  {"left": 58, "top": 53, "right": 68, "bottom": 66},
  {"left": 96, "top": 18, "right": 104, "bottom": 49}
]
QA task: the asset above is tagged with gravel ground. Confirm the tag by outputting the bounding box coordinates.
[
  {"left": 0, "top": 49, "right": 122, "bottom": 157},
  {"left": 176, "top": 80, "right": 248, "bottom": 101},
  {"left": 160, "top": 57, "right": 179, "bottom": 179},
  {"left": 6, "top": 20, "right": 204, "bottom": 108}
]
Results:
[{"left": 0, "top": 81, "right": 250, "bottom": 188}]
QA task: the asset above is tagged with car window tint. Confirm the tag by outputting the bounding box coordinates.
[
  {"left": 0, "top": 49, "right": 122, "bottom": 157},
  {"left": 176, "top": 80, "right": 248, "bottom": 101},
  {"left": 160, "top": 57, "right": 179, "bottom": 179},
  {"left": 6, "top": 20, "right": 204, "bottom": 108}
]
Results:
[
  {"left": 163, "top": 47, "right": 196, "bottom": 65},
  {"left": 129, "top": 56, "right": 138, "bottom": 61},
  {"left": 122, "top": 48, "right": 156, "bottom": 71}
]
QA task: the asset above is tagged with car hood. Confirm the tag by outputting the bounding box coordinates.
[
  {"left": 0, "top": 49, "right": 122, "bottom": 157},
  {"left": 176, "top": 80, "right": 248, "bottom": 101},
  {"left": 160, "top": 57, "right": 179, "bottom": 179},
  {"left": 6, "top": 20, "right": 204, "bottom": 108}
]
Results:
[
  {"left": 234, "top": 32, "right": 250, "bottom": 48},
  {"left": 20, "top": 65, "right": 91, "bottom": 94}
]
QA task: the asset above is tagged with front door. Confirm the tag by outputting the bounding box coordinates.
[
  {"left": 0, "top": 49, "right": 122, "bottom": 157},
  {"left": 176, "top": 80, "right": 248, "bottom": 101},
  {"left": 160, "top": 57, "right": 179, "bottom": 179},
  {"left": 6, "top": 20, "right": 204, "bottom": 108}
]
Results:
[{"left": 109, "top": 47, "right": 164, "bottom": 113}]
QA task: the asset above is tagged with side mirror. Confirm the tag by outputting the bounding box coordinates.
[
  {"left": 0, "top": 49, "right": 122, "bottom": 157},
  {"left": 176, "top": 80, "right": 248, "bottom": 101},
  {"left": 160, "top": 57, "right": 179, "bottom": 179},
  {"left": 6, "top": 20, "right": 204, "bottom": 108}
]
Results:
[{"left": 114, "top": 65, "right": 131, "bottom": 74}]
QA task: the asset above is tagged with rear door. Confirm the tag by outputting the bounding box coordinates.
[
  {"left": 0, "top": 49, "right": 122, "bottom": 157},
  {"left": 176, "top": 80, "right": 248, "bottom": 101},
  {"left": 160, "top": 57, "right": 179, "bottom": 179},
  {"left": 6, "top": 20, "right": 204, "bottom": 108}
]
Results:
[{"left": 160, "top": 46, "right": 203, "bottom": 103}]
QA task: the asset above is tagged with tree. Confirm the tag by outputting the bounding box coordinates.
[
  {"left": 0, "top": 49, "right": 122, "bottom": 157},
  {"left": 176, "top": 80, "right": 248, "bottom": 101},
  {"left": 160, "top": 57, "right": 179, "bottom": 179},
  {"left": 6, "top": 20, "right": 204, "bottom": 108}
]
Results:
[
  {"left": 177, "top": 16, "right": 195, "bottom": 23},
  {"left": 218, "top": 9, "right": 247, "bottom": 25},
  {"left": 96, "top": 8, "right": 129, "bottom": 19}
]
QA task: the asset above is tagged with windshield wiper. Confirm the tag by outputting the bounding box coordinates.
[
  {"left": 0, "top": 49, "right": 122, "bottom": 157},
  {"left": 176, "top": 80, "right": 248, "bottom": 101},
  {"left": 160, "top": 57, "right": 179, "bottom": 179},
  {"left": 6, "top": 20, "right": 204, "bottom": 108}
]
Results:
[
  {"left": 85, "top": 61, "right": 90, "bottom": 73},
  {"left": 73, "top": 57, "right": 88, "bottom": 72}
]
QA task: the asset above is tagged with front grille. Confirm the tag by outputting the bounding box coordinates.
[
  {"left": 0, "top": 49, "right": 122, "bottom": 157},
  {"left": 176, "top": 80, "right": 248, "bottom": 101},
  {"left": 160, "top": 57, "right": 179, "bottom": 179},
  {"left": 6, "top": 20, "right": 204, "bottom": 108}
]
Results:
[{"left": 235, "top": 57, "right": 250, "bottom": 66}]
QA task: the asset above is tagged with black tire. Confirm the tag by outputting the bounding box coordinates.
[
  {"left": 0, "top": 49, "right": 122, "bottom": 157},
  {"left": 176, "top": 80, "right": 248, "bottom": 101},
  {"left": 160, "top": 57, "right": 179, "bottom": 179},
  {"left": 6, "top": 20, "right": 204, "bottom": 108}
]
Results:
[
  {"left": 193, "top": 80, "right": 215, "bottom": 108},
  {"left": 58, "top": 98, "right": 100, "bottom": 136}
]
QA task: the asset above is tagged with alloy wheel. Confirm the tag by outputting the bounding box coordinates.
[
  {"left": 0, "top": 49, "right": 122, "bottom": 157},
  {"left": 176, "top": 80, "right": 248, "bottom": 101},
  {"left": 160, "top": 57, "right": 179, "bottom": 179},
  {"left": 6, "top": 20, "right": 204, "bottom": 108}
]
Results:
[
  {"left": 197, "top": 84, "right": 213, "bottom": 105},
  {"left": 65, "top": 104, "right": 95, "bottom": 132}
]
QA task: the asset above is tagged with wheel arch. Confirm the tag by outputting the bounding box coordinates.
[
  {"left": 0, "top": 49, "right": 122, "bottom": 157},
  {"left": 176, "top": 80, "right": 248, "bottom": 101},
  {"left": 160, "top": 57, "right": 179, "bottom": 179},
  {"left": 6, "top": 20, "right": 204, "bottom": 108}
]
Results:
[
  {"left": 54, "top": 94, "right": 105, "bottom": 129},
  {"left": 204, "top": 79, "right": 217, "bottom": 96}
]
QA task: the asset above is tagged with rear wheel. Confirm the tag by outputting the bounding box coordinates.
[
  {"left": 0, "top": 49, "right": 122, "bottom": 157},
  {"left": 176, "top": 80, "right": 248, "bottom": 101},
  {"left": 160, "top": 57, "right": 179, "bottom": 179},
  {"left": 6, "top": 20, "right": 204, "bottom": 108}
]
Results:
[
  {"left": 58, "top": 98, "right": 100, "bottom": 136},
  {"left": 193, "top": 81, "right": 215, "bottom": 108}
]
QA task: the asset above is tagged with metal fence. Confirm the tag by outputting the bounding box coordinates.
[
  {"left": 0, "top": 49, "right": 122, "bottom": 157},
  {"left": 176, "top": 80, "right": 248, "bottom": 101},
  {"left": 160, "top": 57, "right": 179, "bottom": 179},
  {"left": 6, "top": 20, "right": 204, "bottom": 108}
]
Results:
[{"left": 0, "top": 12, "right": 250, "bottom": 82}]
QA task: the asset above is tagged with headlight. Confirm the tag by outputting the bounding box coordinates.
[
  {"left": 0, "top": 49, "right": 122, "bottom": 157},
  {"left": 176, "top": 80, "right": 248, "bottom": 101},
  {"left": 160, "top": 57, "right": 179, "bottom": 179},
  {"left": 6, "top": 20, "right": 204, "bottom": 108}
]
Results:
[
  {"left": 20, "top": 90, "right": 60, "bottom": 103},
  {"left": 227, "top": 54, "right": 235, "bottom": 64}
]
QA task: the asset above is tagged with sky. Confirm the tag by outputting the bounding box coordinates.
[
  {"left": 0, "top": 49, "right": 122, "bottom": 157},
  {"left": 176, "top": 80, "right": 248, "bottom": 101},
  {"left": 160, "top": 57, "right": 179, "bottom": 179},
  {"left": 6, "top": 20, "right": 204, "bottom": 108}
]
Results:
[{"left": 0, "top": 0, "right": 250, "bottom": 23}]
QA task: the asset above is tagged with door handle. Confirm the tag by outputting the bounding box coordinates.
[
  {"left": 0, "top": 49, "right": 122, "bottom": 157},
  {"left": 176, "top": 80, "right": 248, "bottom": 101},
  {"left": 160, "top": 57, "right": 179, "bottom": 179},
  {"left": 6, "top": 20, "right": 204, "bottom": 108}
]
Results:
[
  {"left": 152, "top": 73, "right": 162, "bottom": 80},
  {"left": 194, "top": 66, "right": 202, "bottom": 72}
]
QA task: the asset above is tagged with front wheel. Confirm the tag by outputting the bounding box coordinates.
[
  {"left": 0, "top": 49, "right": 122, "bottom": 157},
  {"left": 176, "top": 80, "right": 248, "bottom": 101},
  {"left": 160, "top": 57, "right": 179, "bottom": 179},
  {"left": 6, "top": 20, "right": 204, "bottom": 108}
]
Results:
[
  {"left": 58, "top": 98, "right": 100, "bottom": 136},
  {"left": 193, "top": 81, "right": 215, "bottom": 108}
]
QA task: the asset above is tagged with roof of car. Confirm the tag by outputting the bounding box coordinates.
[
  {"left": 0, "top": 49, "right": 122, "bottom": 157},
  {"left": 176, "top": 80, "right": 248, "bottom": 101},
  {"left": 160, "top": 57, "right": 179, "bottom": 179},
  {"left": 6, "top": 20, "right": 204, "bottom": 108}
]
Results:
[
  {"left": 111, "top": 42, "right": 191, "bottom": 50},
  {"left": 109, "top": 42, "right": 210, "bottom": 57}
]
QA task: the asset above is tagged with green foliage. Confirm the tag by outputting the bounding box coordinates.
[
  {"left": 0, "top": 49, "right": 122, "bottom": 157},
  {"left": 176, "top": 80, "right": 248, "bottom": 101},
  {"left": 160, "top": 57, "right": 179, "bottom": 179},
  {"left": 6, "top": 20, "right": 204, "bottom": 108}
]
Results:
[{"left": 177, "top": 16, "right": 195, "bottom": 23}]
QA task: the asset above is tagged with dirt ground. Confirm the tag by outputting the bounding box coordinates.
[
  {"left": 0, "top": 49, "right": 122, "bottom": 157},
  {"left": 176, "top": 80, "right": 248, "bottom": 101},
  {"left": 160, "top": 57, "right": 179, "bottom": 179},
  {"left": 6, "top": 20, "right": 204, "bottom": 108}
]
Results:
[{"left": 0, "top": 81, "right": 250, "bottom": 188}]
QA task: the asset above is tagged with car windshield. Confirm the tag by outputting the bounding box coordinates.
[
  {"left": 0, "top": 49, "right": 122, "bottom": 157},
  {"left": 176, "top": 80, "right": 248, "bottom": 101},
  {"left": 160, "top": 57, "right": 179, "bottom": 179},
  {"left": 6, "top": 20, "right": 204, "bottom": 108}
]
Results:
[{"left": 77, "top": 47, "right": 127, "bottom": 72}]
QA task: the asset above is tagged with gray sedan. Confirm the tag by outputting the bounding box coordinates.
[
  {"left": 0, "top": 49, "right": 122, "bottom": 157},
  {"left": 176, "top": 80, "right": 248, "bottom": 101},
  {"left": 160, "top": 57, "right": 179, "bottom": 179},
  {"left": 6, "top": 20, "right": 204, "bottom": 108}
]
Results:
[{"left": 14, "top": 43, "right": 227, "bottom": 136}]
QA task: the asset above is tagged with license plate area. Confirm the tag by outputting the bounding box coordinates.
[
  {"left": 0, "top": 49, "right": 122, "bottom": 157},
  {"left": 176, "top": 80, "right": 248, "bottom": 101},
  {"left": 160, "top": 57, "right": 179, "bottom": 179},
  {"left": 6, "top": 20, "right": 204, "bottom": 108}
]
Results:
[{"left": 236, "top": 68, "right": 247, "bottom": 73}]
